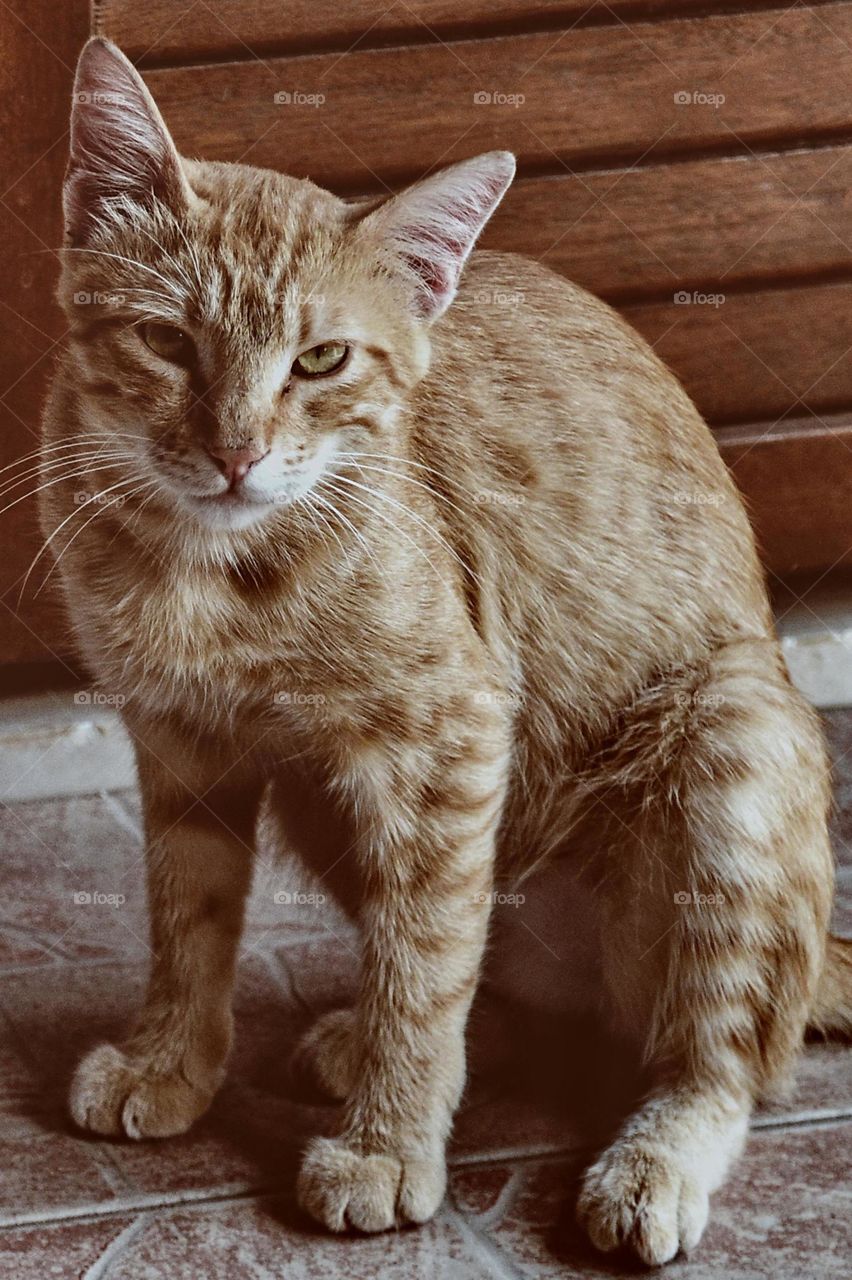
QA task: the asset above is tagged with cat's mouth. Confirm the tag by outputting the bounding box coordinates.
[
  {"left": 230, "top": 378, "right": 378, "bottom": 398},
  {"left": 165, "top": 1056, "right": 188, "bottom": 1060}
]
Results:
[{"left": 183, "top": 487, "right": 278, "bottom": 530}]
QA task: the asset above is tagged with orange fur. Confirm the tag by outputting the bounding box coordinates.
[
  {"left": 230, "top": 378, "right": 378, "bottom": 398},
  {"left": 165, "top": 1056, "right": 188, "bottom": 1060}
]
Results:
[{"left": 37, "top": 39, "right": 847, "bottom": 1264}]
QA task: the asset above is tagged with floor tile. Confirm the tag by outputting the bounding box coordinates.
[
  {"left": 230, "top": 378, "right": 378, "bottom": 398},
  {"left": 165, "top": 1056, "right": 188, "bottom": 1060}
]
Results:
[
  {"left": 0, "top": 1014, "right": 120, "bottom": 1225},
  {"left": 0, "top": 794, "right": 149, "bottom": 967},
  {"left": 3, "top": 1199, "right": 506, "bottom": 1280},
  {"left": 0, "top": 1214, "right": 139, "bottom": 1279}
]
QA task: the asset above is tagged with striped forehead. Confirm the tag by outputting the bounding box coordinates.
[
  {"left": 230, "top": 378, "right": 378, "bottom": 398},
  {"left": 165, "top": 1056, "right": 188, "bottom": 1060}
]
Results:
[{"left": 191, "top": 176, "right": 346, "bottom": 344}]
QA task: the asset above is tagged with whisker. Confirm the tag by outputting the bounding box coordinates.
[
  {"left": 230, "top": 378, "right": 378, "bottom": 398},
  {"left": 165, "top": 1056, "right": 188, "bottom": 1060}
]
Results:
[
  {"left": 0, "top": 451, "right": 138, "bottom": 501},
  {"left": 60, "top": 246, "right": 184, "bottom": 297},
  {"left": 329, "top": 471, "right": 471, "bottom": 583},
  {"left": 0, "top": 460, "right": 136, "bottom": 520},
  {"left": 321, "top": 477, "right": 450, "bottom": 588},
  {"left": 21, "top": 472, "right": 151, "bottom": 598},
  {"left": 35, "top": 478, "right": 158, "bottom": 598},
  {"left": 337, "top": 451, "right": 485, "bottom": 507},
  {"left": 0, "top": 433, "right": 149, "bottom": 480},
  {"left": 300, "top": 493, "right": 351, "bottom": 569},
  {"left": 311, "top": 486, "right": 396, "bottom": 594},
  {"left": 169, "top": 216, "right": 206, "bottom": 298},
  {"left": 338, "top": 458, "right": 472, "bottom": 523},
  {"left": 133, "top": 224, "right": 195, "bottom": 295}
]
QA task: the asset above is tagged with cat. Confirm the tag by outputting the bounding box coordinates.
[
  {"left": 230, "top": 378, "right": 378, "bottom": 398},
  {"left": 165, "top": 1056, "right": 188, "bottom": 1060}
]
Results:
[{"left": 37, "top": 37, "right": 851, "bottom": 1265}]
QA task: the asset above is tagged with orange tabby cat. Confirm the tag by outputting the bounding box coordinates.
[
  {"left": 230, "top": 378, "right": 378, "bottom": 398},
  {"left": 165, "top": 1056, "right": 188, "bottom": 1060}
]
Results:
[{"left": 38, "top": 38, "right": 850, "bottom": 1264}]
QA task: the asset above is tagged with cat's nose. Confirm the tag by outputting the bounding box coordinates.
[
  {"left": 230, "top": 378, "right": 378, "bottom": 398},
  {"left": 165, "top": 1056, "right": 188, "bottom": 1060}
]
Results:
[{"left": 205, "top": 443, "right": 270, "bottom": 486}]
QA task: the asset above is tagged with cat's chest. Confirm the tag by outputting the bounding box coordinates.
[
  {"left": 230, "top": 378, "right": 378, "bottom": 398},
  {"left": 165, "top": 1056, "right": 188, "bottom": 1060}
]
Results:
[{"left": 82, "top": 562, "right": 303, "bottom": 715}]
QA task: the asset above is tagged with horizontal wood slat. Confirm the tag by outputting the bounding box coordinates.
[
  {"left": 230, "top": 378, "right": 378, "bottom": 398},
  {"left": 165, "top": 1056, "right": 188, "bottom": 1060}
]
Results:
[
  {"left": 96, "top": 0, "right": 743, "bottom": 65},
  {"left": 141, "top": 5, "right": 852, "bottom": 192},
  {"left": 483, "top": 145, "right": 852, "bottom": 299},
  {"left": 625, "top": 282, "right": 852, "bottom": 423},
  {"left": 717, "top": 414, "right": 852, "bottom": 573}
]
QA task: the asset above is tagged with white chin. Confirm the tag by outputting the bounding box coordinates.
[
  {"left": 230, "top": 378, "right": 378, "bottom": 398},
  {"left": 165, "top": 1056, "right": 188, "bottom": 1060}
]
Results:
[{"left": 185, "top": 495, "right": 276, "bottom": 530}]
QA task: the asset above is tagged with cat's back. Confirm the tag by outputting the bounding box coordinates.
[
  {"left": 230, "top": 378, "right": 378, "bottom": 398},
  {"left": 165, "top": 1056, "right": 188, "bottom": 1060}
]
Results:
[
  {"left": 413, "top": 251, "right": 771, "bottom": 718},
  {"left": 440, "top": 250, "right": 698, "bottom": 430}
]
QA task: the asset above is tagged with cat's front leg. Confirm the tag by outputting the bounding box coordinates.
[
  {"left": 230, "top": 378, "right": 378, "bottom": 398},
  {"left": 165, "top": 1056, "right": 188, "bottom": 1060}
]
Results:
[
  {"left": 70, "top": 723, "right": 261, "bottom": 1139},
  {"left": 297, "top": 707, "right": 510, "bottom": 1232}
]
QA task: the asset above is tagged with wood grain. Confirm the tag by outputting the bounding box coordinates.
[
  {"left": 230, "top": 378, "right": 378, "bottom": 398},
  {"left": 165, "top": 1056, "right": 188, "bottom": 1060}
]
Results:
[
  {"left": 625, "top": 282, "right": 852, "bottom": 424},
  {"left": 141, "top": 5, "right": 852, "bottom": 191},
  {"left": 717, "top": 414, "right": 852, "bottom": 573},
  {"left": 95, "top": 0, "right": 737, "bottom": 65},
  {"left": 0, "top": 0, "right": 90, "bottom": 667},
  {"left": 483, "top": 145, "right": 852, "bottom": 299}
]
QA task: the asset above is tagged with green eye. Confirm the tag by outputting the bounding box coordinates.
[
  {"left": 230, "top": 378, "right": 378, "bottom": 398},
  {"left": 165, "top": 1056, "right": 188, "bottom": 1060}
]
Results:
[
  {"left": 141, "top": 321, "right": 194, "bottom": 364},
  {"left": 293, "top": 342, "right": 348, "bottom": 377}
]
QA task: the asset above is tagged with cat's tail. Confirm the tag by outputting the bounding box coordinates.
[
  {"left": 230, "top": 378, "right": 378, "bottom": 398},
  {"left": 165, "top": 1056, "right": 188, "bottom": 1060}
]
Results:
[{"left": 808, "top": 935, "right": 852, "bottom": 1038}]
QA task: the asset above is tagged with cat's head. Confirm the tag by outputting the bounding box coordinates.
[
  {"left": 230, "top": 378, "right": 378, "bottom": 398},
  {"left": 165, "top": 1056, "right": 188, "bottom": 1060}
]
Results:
[{"left": 56, "top": 38, "right": 514, "bottom": 532}]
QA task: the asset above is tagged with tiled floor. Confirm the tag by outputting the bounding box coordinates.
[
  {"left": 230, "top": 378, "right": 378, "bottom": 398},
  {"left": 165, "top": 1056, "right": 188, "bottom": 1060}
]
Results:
[{"left": 1, "top": 714, "right": 851, "bottom": 1278}]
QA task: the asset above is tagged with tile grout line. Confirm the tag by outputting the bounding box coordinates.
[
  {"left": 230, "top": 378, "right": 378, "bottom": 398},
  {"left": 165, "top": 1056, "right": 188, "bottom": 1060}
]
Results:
[
  {"left": 0, "top": 999, "right": 132, "bottom": 1207},
  {"left": 80, "top": 1212, "right": 149, "bottom": 1280},
  {"left": 4, "top": 1111, "right": 852, "bottom": 1233},
  {"left": 445, "top": 1205, "right": 528, "bottom": 1280},
  {"left": 455, "top": 1164, "right": 527, "bottom": 1231},
  {"left": 98, "top": 791, "right": 144, "bottom": 844},
  {"left": 0, "top": 1182, "right": 273, "bottom": 1231}
]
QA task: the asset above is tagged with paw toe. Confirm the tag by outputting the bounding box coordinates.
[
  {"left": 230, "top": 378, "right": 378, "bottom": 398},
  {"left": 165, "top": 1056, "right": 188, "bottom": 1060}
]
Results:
[
  {"left": 297, "top": 1137, "right": 444, "bottom": 1233},
  {"left": 578, "top": 1142, "right": 707, "bottom": 1266},
  {"left": 70, "top": 1043, "right": 213, "bottom": 1139}
]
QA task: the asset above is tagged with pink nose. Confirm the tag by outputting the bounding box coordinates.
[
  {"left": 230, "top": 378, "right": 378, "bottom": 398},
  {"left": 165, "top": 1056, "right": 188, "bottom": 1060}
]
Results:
[{"left": 205, "top": 443, "right": 269, "bottom": 486}]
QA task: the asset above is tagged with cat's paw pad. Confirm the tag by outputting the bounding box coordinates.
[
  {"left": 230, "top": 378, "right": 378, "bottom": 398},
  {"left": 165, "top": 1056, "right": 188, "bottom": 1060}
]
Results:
[
  {"left": 70, "top": 1043, "right": 216, "bottom": 1139},
  {"left": 297, "top": 1136, "right": 446, "bottom": 1232},
  {"left": 291, "top": 1009, "right": 357, "bottom": 1101},
  {"left": 577, "top": 1138, "right": 709, "bottom": 1266}
]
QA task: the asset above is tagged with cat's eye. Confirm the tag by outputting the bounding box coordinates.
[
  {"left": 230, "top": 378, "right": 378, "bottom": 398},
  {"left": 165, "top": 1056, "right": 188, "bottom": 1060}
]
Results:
[
  {"left": 140, "top": 321, "right": 194, "bottom": 365},
  {"left": 293, "top": 342, "right": 349, "bottom": 378}
]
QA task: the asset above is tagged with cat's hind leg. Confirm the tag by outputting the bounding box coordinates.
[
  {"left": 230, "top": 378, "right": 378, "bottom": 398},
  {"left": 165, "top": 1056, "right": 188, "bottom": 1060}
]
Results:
[
  {"left": 576, "top": 638, "right": 833, "bottom": 1265},
  {"left": 291, "top": 1008, "right": 357, "bottom": 1100}
]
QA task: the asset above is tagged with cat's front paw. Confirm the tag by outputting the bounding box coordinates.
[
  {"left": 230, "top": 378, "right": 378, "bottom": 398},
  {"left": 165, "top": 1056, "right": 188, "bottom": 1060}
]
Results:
[
  {"left": 577, "top": 1137, "right": 709, "bottom": 1266},
  {"left": 70, "top": 1043, "right": 219, "bottom": 1139},
  {"left": 297, "top": 1136, "right": 446, "bottom": 1232},
  {"left": 291, "top": 1008, "right": 356, "bottom": 1100}
]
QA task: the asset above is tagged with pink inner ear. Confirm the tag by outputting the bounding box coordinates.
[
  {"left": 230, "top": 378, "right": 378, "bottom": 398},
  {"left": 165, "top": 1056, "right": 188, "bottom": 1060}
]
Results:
[
  {"left": 401, "top": 225, "right": 467, "bottom": 308},
  {"left": 376, "top": 153, "right": 515, "bottom": 318}
]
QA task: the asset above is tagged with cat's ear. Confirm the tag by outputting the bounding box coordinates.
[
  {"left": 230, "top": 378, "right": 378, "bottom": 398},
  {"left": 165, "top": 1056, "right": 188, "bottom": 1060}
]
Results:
[
  {"left": 64, "top": 37, "right": 191, "bottom": 246},
  {"left": 361, "top": 151, "right": 516, "bottom": 321}
]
